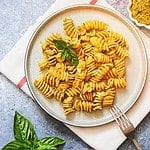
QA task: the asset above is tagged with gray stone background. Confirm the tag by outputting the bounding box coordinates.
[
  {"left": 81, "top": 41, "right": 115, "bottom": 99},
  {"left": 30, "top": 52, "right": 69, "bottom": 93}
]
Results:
[{"left": 0, "top": 0, "right": 149, "bottom": 149}]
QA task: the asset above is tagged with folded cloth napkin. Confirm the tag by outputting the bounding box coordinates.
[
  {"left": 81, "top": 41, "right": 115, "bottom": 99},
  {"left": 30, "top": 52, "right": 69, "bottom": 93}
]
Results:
[{"left": 0, "top": 0, "right": 150, "bottom": 149}]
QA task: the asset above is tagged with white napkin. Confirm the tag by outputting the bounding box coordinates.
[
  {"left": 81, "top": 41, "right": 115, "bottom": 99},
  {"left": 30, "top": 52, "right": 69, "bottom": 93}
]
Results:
[{"left": 0, "top": 0, "right": 150, "bottom": 149}]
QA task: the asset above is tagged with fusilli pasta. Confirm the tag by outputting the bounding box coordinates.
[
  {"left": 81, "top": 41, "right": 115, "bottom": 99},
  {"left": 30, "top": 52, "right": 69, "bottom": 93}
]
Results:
[{"left": 34, "top": 17, "right": 129, "bottom": 116}]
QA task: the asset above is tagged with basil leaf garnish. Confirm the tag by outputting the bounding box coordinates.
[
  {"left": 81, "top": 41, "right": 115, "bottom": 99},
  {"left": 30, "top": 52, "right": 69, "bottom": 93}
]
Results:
[
  {"left": 53, "top": 40, "right": 79, "bottom": 67},
  {"left": 2, "top": 140, "right": 31, "bottom": 150},
  {"left": 53, "top": 40, "right": 67, "bottom": 50},
  {"left": 14, "top": 111, "right": 38, "bottom": 142}
]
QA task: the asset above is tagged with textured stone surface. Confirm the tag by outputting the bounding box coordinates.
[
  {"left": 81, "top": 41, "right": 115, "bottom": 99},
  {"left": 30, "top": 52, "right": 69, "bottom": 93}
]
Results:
[{"left": 0, "top": 0, "right": 150, "bottom": 149}]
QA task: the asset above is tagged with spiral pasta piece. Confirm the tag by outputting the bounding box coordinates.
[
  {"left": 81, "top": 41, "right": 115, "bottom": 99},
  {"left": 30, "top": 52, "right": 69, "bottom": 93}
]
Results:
[
  {"left": 62, "top": 97, "right": 75, "bottom": 115},
  {"left": 82, "top": 20, "right": 108, "bottom": 31},
  {"left": 74, "top": 70, "right": 86, "bottom": 82},
  {"left": 65, "top": 87, "right": 80, "bottom": 97},
  {"left": 80, "top": 92, "right": 94, "bottom": 101},
  {"left": 103, "top": 88, "right": 116, "bottom": 106},
  {"left": 114, "top": 58, "right": 126, "bottom": 77},
  {"left": 93, "top": 91, "right": 106, "bottom": 110},
  {"left": 82, "top": 82, "right": 93, "bottom": 94},
  {"left": 77, "top": 25, "right": 86, "bottom": 36},
  {"left": 109, "top": 31, "right": 128, "bottom": 48},
  {"left": 53, "top": 89, "right": 65, "bottom": 102},
  {"left": 86, "top": 29, "right": 96, "bottom": 37},
  {"left": 116, "top": 46, "right": 129, "bottom": 59},
  {"left": 34, "top": 78, "right": 54, "bottom": 99},
  {"left": 107, "top": 78, "right": 127, "bottom": 89},
  {"left": 38, "top": 57, "right": 51, "bottom": 71},
  {"left": 46, "top": 33, "right": 62, "bottom": 43},
  {"left": 43, "top": 72, "right": 60, "bottom": 87},
  {"left": 80, "top": 35, "right": 90, "bottom": 42},
  {"left": 90, "top": 36, "right": 103, "bottom": 48},
  {"left": 43, "top": 48, "right": 58, "bottom": 58},
  {"left": 63, "top": 17, "right": 78, "bottom": 38},
  {"left": 92, "top": 63, "right": 113, "bottom": 81},
  {"left": 73, "top": 100, "right": 93, "bottom": 112},
  {"left": 94, "top": 52, "right": 112, "bottom": 63},
  {"left": 41, "top": 33, "right": 61, "bottom": 52},
  {"left": 67, "top": 65, "right": 77, "bottom": 74},
  {"left": 82, "top": 43, "right": 93, "bottom": 53},
  {"left": 96, "top": 30, "right": 110, "bottom": 39},
  {"left": 92, "top": 81, "right": 106, "bottom": 91}
]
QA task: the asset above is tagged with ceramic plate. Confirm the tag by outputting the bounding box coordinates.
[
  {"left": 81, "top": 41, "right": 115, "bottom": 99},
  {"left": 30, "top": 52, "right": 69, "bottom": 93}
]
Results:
[{"left": 24, "top": 5, "right": 148, "bottom": 127}]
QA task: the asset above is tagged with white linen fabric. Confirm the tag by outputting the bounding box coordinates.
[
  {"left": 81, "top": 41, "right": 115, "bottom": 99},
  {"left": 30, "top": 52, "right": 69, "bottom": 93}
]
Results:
[{"left": 0, "top": 0, "right": 150, "bottom": 149}]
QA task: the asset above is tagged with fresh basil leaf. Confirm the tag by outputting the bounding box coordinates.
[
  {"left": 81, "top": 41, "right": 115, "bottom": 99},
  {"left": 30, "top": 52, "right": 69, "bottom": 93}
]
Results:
[
  {"left": 2, "top": 140, "right": 32, "bottom": 150},
  {"left": 14, "top": 111, "right": 38, "bottom": 142},
  {"left": 53, "top": 40, "right": 67, "bottom": 50},
  {"left": 34, "top": 144, "right": 57, "bottom": 150},
  {"left": 53, "top": 40, "right": 79, "bottom": 67},
  {"left": 33, "top": 137, "right": 65, "bottom": 150},
  {"left": 61, "top": 49, "right": 68, "bottom": 59},
  {"left": 71, "top": 57, "right": 79, "bottom": 67},
  {"left": 67, "top": 49, "right": 79, "bottom": 67},
  {"left": 38, "top": 137, "right": 65, "bottom": 147}
]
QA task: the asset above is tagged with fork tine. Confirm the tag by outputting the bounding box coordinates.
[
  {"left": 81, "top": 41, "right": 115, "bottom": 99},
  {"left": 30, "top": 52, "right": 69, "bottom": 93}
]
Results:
[
  {"left": 110, "top": 107, "right": 120, "bottom": 126},
  {"left": 114, "top": 105, "right": 129, "bottom": 129},
  {"left": 110, "top": 104, "right": 131, "bottom": 130},
  {"left": 114, "top": 104, "right": 132, "bottom": 126},
  {"left": 110, "top": 106, "right": 125, "bottom": 130}
]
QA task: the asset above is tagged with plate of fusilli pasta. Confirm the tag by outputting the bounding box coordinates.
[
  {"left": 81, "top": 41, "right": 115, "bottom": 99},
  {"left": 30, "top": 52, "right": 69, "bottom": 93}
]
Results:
[{"left": 24, "top": 5, "right": 148, "bottom": 127}]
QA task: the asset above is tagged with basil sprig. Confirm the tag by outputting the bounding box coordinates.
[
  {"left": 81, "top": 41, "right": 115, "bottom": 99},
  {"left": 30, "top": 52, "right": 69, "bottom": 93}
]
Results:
[
  {"left": 14, "top": 111, "right": 38, "bottom": 142},
  {"left": 2, "top": 111, "right": 65, "bottom": 150},
  {"left": 53, "top": 40, "right": 79, "bottom": 67}
]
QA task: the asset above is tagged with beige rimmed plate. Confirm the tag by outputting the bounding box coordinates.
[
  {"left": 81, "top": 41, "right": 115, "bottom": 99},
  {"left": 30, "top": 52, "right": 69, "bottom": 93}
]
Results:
[{"left": 24, "top": 5, "right": 148, "bottom": 127}]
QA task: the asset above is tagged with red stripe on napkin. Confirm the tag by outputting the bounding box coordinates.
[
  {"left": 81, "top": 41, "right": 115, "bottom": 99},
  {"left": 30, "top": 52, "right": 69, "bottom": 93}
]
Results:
[
  {"left": 89, "top": 0, "right": 98, "bottom": 5},
  {"left": 17, "top": 76, "right": 26, "bottom": 88}
]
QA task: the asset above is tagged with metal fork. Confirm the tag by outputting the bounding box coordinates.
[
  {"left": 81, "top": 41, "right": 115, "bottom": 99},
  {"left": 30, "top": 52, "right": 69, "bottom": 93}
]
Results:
[{"left": 110, "top": 104, "right": 141, "bottom": 150}]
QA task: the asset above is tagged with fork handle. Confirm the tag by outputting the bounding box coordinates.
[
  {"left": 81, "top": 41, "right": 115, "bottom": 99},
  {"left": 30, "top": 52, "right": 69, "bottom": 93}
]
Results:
[{"left": 132, "top": 138, "right": 141, "bottom": 150}]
